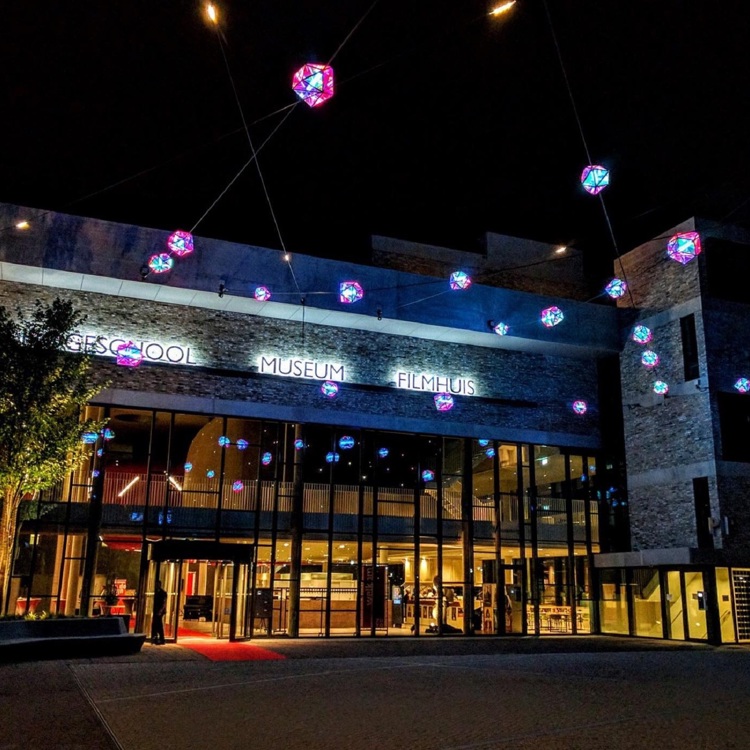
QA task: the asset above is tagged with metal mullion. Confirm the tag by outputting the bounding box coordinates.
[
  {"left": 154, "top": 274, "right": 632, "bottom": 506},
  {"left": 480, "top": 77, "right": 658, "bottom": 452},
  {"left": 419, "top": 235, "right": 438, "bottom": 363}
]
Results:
[
  {"left": 135, "top": 409, "right": 156, "bottom": 635},
  {"left": 370, "top": 431, "right": 379, "bottom": 638},
  {"left": 528, "top": 446, "right": 540, "bottom": 636},
  {"left": 492, "top": 440, "right": 502, "bottom": 635},
  {"left": 355, "top": 431, "right": 366, "bottom": 638},
  {"left": 413, "top": 439, "right": 421, "bottom": 637},
  {"left": 325, "top": 431, "right": 336, "bottom": 637},
  {"left": 436, "top": 440, "right": 444, "bottom": 635},
  {"left": 564, "top": 453, "right": 577, "bottom": 634},
  {"left": 214, "top": 415, "right": 227, "bottom": 541}
]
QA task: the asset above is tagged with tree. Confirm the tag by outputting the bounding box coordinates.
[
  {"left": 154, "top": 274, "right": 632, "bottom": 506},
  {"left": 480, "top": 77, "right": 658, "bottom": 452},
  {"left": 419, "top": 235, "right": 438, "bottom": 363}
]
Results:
[{"left": 0, "top": 298, "right": 106, "bottom": 613}]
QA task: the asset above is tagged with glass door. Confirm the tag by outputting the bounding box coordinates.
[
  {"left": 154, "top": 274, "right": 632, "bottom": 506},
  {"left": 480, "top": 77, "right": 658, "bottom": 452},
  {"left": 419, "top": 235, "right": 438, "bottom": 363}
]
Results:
[
  {"left": 145, "top": 560, "right": 182, "bottom": 643},
  {"left": 232, "top": 562, "right": 252, "bottom": 640},
  {"left": 684, "top": 571, "right": 708, "bottom": 641},
  {"left": 212, "top": 562, "right": 233, "bottom": 639},
  {"left": 665, "top": 571, "right": 685, "bottom": 640}
]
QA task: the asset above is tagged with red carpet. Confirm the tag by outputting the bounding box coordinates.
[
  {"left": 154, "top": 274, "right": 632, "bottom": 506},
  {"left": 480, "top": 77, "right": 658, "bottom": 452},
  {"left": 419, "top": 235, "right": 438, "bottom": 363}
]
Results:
[{"left": 175, "top": 626, "right": 285, "bottom": 661}]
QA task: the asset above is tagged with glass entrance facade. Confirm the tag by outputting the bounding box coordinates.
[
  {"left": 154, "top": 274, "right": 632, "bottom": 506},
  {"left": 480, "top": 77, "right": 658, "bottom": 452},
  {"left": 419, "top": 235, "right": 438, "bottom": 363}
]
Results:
[{"left": 8, "top": 405, "right": 602, "bottom": 637}]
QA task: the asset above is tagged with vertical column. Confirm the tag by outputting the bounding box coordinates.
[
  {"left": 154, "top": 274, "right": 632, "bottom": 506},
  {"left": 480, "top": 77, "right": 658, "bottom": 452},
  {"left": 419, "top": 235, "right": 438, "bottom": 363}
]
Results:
[
  {"left": 461, "top": 438, "right": 474, "bottom": 635},
  {"left": 287, "top": 424, "right": 305, "bottom": 638},
  {"left": 564, "top": 455, "right": 578, "bottom": 634},
  {"left": 80, "top": 433, "right": 106, "bottom": 617},
  {"left": 492, "top": 440, "right": 503, "bottom": 635}
]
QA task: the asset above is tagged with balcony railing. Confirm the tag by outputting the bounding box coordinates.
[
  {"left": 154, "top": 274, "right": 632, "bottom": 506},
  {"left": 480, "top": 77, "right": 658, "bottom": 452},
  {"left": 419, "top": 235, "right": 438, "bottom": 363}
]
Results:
[{"left": 29, "top": 473, "right": 598, "bottom": 541}]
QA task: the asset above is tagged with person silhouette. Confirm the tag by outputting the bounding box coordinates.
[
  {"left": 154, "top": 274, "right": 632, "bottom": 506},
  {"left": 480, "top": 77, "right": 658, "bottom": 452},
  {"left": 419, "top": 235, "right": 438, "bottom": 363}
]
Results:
[{"left": 151, "top": 580, "right": 167, "bottom": 645}]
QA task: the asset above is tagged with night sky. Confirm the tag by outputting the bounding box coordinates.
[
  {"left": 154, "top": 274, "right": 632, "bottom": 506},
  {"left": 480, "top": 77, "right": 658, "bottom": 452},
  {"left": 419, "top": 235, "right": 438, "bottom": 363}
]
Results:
[{"left": 2, "top": 1, "right": 749, "bottom": 280}]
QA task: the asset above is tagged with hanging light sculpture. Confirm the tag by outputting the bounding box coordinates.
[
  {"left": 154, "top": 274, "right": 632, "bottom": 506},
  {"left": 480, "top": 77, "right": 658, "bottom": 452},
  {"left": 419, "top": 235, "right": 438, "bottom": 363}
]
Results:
[
  {"left": 667, "top": 232, "right": 702, "bottom": 265},
  {"left": 580, "top": 165, "right": 610, "bottom": 195},
  {"left": 167, "top": 230, "right": 194, "bottom": 257},
  {"left": 292, "top": 63, "right": 335, "bottom": 107}
]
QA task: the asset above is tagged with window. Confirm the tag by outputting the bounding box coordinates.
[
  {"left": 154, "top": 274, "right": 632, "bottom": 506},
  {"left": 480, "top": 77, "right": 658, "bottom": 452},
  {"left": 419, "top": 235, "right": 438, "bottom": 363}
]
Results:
[
  {"left": 680, "top": 314, "right": 699, "bottom": 381},
  {"left": 718, "top": 393, "right": 750, "bottom": 462},
  {"left": 705, "top": 238, "right": 750, "bottom": 304},
  {"left": 692, "top": 477, "right": 714, "bottom": 550}
]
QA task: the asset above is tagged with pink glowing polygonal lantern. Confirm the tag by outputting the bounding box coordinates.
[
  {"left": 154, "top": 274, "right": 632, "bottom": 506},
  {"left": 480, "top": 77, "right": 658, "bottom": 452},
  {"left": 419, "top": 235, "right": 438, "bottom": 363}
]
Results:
[
  {"left": 434, "top": 392, "right": 455, "bottom": 411},
  {"left": 667, "top": 232, "right": 702, "bottom": 265},
  {"left": 167, "top": 230, "right": 194, "bottom": 257},
  {"left": 540, "top": 306, "right": 564, "bottom": 327},
  {"left": 115, "top": 341, "right": 144, "bottom": 368},
  {"left": 255, "top": 286, "right": 271, "bottom": 302},
  {"left": 148, "top": 253, "right": 174, "bottom": 274},
  {"left": 734, "top": 377, "right": 750, "bottom": 394},
  {"left": 449, "top": 271, "right": 472, "bottom": 290},
  {"left": 292, "top": 63, "right": 334, "bottom": 108},
  {"left": 339, "top": 281, "right": 364, "bottom": 304},
  {"left": 493, "top": 322, "right": 509, "bottom": 336},
  {"left": 580, "top": 165, "right": 610, "bottom": 195},
  {"left": 572, "top": 400, "right": 588, "bottom": 415}
]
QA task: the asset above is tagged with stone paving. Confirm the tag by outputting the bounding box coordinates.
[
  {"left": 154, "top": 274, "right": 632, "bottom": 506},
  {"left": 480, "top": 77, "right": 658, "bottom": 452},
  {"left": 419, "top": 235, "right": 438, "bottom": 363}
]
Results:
[{"left": 2, "top": 638, "right": 750, "bottom": 750}]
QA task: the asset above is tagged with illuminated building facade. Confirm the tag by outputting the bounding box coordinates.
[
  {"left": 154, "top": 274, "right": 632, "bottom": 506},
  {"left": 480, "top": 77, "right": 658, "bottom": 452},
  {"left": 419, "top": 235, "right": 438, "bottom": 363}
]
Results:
[{"left": 1, "top": 203, "right": 748, "bottom": 644}]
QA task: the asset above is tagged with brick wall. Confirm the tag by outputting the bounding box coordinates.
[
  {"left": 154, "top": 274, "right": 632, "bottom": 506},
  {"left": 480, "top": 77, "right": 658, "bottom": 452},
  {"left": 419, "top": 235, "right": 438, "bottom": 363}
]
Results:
[{"left": 0, "top": 281, "right": 603, "bottom": 447}]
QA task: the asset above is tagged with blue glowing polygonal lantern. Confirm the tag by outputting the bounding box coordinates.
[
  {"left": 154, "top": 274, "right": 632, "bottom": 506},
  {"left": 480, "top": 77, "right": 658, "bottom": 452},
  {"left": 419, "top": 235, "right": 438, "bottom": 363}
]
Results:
[
  {"left": 339, "top": 281, "right": 364, "bottom": 304},
  {"left": 653, "top": 380, "right": 669, "bottom": 395},
  {"left": 493, "top": 322, "right": 509, "bottom": 336},
  {"left": 580, "top": 165, "right": 610, "bottom": 195},
  {"left": 82, "top": 431, "right": 98, "bottom": 444},
  {"left": 667, "top": 232, "right": 702, "bottom": 265},
  {"left": 218, "top": 436, "right": 231, "bottom": 447},
  {"left": 540, "top": 306, "right": 564, "bottom": 327},
  {"left": 321, "top": 380, "right": 339, "bottom": 398},
  {"left": 96, "top": 448, "right": 103, "bottom": 457},
  {"left": 236, "top": 439, "right": 249, "bottom": 451},
  {"left": 434, "top": 392, "right": 455, "bottom": 411},
  {"left": 206, "top": 469, "right": 215, "bottom": 478},
  {"left": 254, "top": 286, "right": 271, "bottom": 302},
  {"left": 449, "top": 271, "right": 472, "bottom": 290},
  {"left": 605, "top": 278, "right": 627, "bottom": 299},
  {"left": 261, "top": 452, "right": 273, "bottom": 466},
  {"left": 148, "top": 253, "right": 174, "bottom": 274},
  {"left": 641, "top": 350, "right": 660, "bottom": 368},
  {"left": 167, "top": 230, "right": 194, "bottom": 257},
  {"left": 422, "top": 469, "right": 435, "bottom": 482},
  {"left": 339, "top": 435, "right": 355, "bottom": 450},
  {"left": 184, "top": 462, "right": 193, "bottom": 473},
  {"left": 478, "top": 439, "right": 489, "bottom": 447},
  {"left": 232, "top": 480, "right": 244, "bottom": 493},
  {"left": 326, "top": 452, "right": 340, "bottom": 464},
  {"left": 632, "top": 325, "right": 653, "bottom": 344},
  {"left": 294, "top": 439, "right": 305, "bottom": 451},
  {"left": 378, "top": 447, "right": 389, "bottom": 458},
  {"left": 102, "top": 428, "right": 115, "bottom": 441},
  {"left": 92, "top": 469, "right": 100, "bottom": 478},
  {"left": 734, "top": 377, "right": 750, "bottom": 394},
  {"left": 115, "top": 341, "right": 144, "bottom": 368},
  {"left": 485, "top": 447, "right": 496, "bottom": 458},
  {"left": 572, "top": 400, "right": 588, "bottom": 415}
]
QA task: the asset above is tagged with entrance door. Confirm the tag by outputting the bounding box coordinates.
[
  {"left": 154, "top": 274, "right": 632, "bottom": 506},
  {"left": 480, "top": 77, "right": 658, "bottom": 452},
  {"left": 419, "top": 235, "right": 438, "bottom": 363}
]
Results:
[
  {"left": 684, "top": 571, "right": 708, "bottom": 641},
  {"left": 212, "top": 562, "right": 233, "bottom": 639},
  {"left": 145, "top": 560, "right": 182, "bottom": 643}
]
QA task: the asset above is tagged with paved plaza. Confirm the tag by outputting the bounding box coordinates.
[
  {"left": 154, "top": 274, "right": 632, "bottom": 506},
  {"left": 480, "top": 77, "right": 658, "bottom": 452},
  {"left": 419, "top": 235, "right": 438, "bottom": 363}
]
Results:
[{"left": 2, "top": 638, "right": 750, "bottom": 750}]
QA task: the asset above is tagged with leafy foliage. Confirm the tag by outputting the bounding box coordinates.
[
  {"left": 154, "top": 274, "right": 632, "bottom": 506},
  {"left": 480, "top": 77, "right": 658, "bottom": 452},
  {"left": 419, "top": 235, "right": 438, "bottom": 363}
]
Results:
[{"left": 0, "top": 298, "right": 107, "bottom": 609}]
